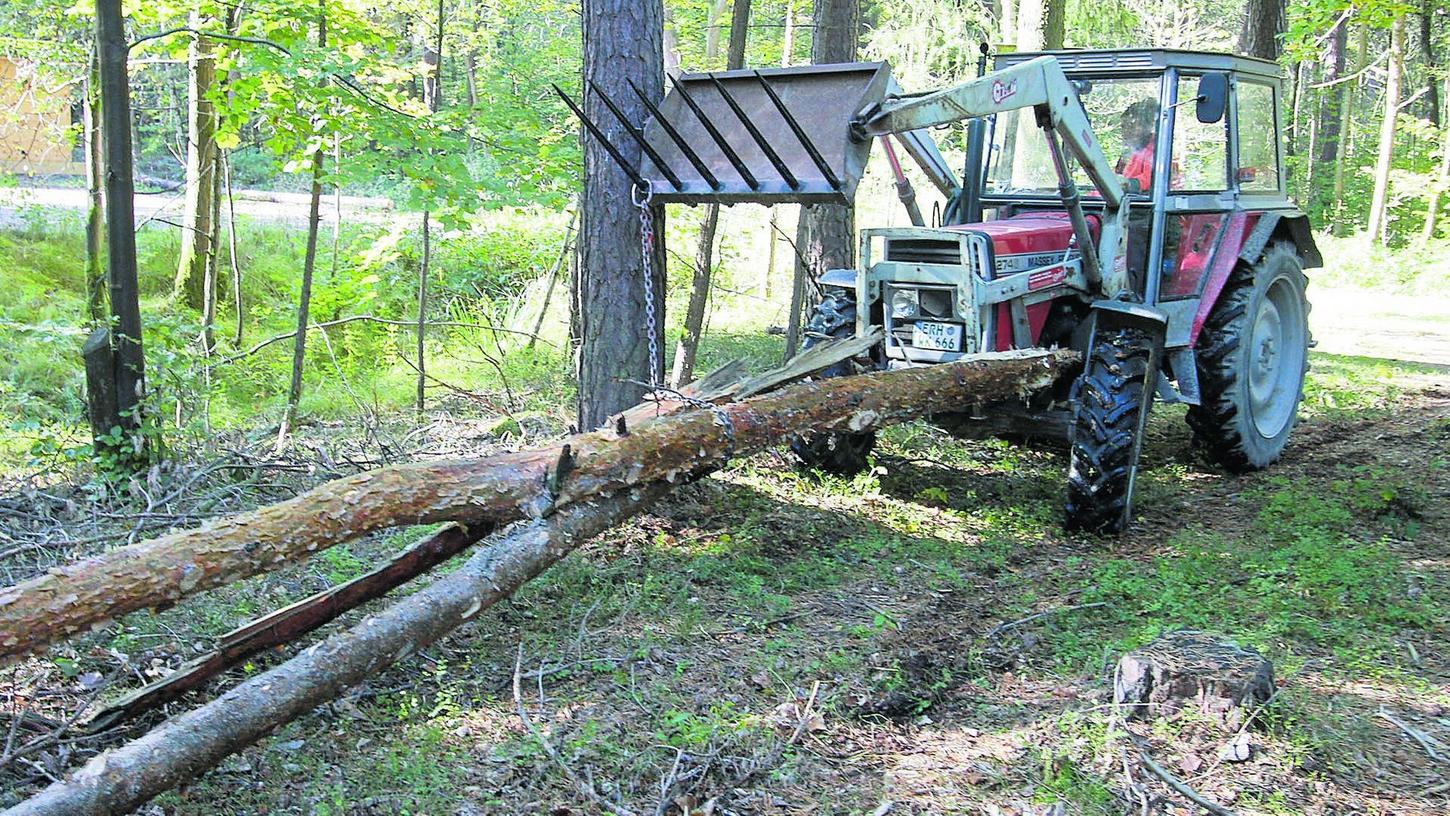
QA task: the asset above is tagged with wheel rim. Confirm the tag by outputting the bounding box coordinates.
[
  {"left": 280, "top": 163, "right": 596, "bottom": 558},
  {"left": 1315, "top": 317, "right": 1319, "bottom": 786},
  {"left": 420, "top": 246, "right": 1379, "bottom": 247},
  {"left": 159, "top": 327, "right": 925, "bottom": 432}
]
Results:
[{"left": 1246, "top": 275, "right": 1306, "bottom": 439}]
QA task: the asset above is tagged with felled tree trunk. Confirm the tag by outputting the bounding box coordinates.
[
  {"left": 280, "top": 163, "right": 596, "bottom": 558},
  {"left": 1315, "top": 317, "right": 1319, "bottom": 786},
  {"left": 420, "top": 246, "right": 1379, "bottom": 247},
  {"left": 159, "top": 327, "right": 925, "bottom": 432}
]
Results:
[
  {"left": 0, "top": 350, "right": 1073, "bottom": 661},
  {"left": 3, "top": 488, "right": 668, "bottom": 816}
]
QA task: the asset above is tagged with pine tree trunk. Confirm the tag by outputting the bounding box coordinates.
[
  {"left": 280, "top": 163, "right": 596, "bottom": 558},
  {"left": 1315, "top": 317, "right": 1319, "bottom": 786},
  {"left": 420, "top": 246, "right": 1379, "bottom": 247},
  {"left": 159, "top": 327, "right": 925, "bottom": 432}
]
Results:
[
  {"left": 1238, "top": 0, "right": 1285, "bottom": 61},
  {"left": 1017, "top": 0, "right": 1064, "bottom": 50},
  {"left": 1333, "top": 24, "right": 1367, "bottom": 235},
  {"left": 174, "top": 18, "right": 218, "bottom": 312},
  {"left": 1366, "top": 15, "right": 1404, "bottom": 244},
  {"left": 277, "top": 5, "right": 328, "bottom": 450},
  {"left": 674, "top": 0, "right": 751, "bottom": 387},
  {"left": 83, "top": 48, "right": 104, "bottom": 326},
  {"left": 1317, "top": 19, "right": 1347, "bottom": 165},
  {"left": 787, "top": 0, "right": 858, "bottom": 360},
  {"left": 575, "top": 0, "right": 667, "bottom": 429},
  {"left": 417, "top": 0, "right": 444, "bottom": 418},
  {"left": 1420, "top": 75, "right": 1450, "bottom": 245},
  {"left": 95, "top": 0, "right": 146, "bottom": 445},
  {"left": 1420, "top": 0, "right": 1439, "bottom": 125}
]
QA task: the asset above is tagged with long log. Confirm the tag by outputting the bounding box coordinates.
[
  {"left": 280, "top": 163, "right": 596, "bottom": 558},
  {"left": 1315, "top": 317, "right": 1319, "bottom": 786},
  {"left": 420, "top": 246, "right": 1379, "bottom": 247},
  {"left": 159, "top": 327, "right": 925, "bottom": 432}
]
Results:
[
  {"left": 0, "top": 350, "right": 1074, "bottom": 660},
  {"left": 4, "top": 487, "right": 669, "bottom": 816}
]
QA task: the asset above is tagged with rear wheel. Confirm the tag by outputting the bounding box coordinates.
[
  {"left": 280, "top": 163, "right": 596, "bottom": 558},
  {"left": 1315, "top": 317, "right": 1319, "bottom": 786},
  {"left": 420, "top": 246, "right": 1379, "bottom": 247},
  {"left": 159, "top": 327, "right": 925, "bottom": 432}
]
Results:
[
  {"left": 1066, "top": 326, "right": 1157, "bottom": 534},
  {"left": 1187, "top": 243, "right": 1309, "bottom": 472},
  {"left": 790, "top": 290, "right": 877, "bottom": 476}
]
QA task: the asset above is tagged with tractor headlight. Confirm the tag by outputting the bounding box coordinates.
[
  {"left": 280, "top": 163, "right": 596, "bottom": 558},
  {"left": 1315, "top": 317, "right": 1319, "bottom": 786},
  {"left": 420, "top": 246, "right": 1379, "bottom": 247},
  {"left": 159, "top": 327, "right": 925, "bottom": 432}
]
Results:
[{"left": 890, "top": 288, "right": 919, "bottom": 319}]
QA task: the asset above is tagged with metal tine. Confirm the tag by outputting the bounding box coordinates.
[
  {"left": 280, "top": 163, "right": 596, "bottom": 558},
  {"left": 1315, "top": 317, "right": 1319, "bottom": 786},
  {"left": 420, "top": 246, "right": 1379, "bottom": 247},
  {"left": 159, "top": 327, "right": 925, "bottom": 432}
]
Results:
[
  {"left": 751, "top": 70, "right": 841, "bottom": 190},
  {"left": 668, "top": 75, "right": 759, "bottom": 191},
  {"left": 626, "top": 79, "right": 721, "bottom": 191},
  {"left": 706, "top": 72, "right": 799, "bottom": 190},
  {"left": 588, "top": 82, "right": 684, "bottom": 191},
  {"left": 551, "top": 84, "right": 646, "bottom": 189}
]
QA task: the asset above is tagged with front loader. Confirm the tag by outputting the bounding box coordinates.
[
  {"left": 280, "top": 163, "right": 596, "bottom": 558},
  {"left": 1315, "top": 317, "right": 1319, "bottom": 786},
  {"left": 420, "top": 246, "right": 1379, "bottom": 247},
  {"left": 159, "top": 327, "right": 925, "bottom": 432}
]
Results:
[{"left": 557, "top": 47, "right": 1319, "bottom": 534}]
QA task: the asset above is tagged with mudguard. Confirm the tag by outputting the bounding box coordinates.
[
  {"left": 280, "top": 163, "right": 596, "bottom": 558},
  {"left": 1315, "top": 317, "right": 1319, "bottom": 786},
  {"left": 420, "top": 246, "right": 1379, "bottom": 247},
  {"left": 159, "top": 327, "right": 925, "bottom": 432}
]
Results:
[{"left": 1238, "top": 210, "right": 1322, "bottom": 269}]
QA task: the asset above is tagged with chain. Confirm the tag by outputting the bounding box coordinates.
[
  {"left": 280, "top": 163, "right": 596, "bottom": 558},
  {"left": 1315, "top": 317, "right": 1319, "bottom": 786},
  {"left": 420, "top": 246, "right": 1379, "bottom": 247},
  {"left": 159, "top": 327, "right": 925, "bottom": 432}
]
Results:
[
  {"left": 633, "top": 180, "right": 661, "bottom": 389},
  {"left": 628, "top": 180, "right": 735, "bottom": 457}
]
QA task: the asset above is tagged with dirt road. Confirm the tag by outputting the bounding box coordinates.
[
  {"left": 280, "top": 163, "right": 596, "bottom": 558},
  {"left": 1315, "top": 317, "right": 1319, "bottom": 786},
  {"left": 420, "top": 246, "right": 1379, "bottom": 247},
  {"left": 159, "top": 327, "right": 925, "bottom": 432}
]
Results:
[{"left": 0, "top": 185, "right": 393, "bottom": 231}]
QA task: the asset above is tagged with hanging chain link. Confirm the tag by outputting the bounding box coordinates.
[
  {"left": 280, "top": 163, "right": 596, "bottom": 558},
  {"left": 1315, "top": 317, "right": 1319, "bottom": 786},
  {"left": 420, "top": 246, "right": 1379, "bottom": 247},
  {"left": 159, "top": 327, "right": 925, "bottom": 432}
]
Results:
[
  {"left": 632, "top": 180, "right": 661, "bottom": 389},
  {"left": 630, "top": 180, "right": 736, "bottom": 456}
]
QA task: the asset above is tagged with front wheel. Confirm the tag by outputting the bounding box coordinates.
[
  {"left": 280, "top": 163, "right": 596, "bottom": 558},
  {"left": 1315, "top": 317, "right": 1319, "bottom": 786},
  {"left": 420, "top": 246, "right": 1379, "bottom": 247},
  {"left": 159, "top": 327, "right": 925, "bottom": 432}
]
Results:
[
  {"left": 1065, "top": 325, "right": 1157, "bottom": 534},
  {"left": 789, "top": 289, "right": 877, "bottom": 476},
  {"left": 1187, "top": 243, "right": 1310, "bottom": 472}
]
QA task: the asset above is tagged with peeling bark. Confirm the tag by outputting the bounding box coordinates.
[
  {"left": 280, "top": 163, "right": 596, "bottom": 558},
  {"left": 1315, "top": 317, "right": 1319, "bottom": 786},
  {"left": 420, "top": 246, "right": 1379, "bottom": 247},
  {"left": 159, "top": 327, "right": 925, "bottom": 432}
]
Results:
[{"left": 0, "top": 350, "right": 1073, "bottom": 661}]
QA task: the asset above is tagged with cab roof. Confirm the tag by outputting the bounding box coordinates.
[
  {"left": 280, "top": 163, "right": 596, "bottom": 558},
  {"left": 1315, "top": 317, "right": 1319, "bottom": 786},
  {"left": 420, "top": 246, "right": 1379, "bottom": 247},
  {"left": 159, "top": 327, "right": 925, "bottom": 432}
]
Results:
[{"left": 995, "top": 48, "right": 1283, "bottom": 80}]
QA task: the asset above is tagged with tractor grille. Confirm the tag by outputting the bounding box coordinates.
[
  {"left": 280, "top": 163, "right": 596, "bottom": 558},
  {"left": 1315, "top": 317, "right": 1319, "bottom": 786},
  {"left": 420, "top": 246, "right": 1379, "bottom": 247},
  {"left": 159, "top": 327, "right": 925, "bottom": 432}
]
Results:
[
  {"left": 886, "top": 284, "right": 960, "bottom": 347},
  {"left": 883, "top": 238, "right": 962, "bottom": 266}
]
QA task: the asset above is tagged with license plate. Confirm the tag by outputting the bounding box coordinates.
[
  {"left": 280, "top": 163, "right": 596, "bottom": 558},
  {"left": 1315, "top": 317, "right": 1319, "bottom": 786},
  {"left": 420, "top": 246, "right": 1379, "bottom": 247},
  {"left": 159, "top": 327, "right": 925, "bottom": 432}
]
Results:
[{"left": 911, "top": 320, "right": 963, "bottom": 352}]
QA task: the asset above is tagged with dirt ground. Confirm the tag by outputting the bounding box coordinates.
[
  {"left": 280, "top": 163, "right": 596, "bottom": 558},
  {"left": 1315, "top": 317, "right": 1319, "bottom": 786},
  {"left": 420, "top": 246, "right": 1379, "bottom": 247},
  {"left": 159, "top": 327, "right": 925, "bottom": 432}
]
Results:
[{"left": 0, "top": 349, "right": 1444, "bottom": 816}]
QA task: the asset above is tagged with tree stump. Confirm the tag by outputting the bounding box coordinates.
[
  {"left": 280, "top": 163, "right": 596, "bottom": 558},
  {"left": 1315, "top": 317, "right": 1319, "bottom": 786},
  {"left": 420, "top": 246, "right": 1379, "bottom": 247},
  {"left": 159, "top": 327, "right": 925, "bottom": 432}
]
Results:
[{"left": 1113, "top": 631, "right": 1275, "bottom": 729}]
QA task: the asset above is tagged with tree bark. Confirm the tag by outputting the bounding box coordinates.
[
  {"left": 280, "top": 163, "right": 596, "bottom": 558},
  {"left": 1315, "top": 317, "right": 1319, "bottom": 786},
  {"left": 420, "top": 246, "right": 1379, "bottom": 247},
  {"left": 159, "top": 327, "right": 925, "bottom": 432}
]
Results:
[
  {"left": 95, "top": 0, "right": 146, "bottom": 446},
  {"left": 1317, "top": 19, "right": 1347, "bottom": 165},
  {"left": 674, "top": 0, "right": 751, "bottom": 387},
  {"left": 1333, "top": 24, "right": 1368, "bottom": 235},
  {"left": 1420, "top": 0, "right": 1439, "bottom": 125},
  {"left": 704, "top": 0, "right": 730, "bottom": 65},
  {"left": 787, "top": 0, "right": 859, "bottom": 360},
  {"left": 1420, "top": 75, "right": 1450, "bottom": 245},
  {"left": 575, "top": 0, "right": 667, "bottom": 429},
  {"left": 0, "top": 349, "right": 1074, "bottom": 661},
  {"left": 1367, "top": 14, "right": 1404, "bottom": 244},
  {"left": 173, "top": 17, "right": 218, "bottom": 314},
  {"left": 417, "top": 0, "right": 444, "bottom": 418},
  {"left": 83, "top": 48, "right": 105, "bottom": 326},
  {"left": 277, "top": 5, "right": 328, "bottom": 449},
  {"left": 1017, "top": 0, "right": 1065, "bottom": 50},
  {"left": 1238, "top": 0, "right": 1285, "bottom": 61}
]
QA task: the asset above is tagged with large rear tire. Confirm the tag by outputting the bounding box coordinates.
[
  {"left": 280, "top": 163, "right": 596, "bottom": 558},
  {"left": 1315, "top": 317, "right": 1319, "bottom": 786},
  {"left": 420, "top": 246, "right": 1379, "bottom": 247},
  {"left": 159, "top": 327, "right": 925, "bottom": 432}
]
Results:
[
  {"left": 1187, "top": 242, "right": 1309, "bottom": 472},
  {"left": 790, "top": 290, "right": 877, "bottom": 476},
  {"left": 1066, "top": 325, "right": 1157, "bottom": 534}
]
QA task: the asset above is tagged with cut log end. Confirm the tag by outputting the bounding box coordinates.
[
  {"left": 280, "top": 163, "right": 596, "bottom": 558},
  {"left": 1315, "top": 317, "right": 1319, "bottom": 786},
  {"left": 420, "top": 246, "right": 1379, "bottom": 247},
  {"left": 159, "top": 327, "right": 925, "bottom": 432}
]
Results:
[{"left": 1113, "top": 630, "right": 1275, "bottom": 730}]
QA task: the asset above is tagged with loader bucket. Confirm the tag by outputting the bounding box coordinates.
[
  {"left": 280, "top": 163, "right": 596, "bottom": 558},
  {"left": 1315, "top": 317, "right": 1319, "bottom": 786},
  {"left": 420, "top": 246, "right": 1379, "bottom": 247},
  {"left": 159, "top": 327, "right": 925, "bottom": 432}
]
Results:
[{"left": 557, "top": 62, "right": 893, "bottom": 206}]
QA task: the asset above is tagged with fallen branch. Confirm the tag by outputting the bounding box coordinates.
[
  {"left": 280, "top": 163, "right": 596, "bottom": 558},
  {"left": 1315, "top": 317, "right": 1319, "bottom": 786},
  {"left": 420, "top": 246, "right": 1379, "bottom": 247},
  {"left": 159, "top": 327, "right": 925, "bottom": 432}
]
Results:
[
  {"left": 1135, "top": 747, "right": 1237, "bottom": 816},
  {"left": 218, "top": 313, "right": 555, "bottom": 364},
  {"left": 84, "top": 523, "right": 480, "bottom": 731},
  {"left": 0, "top": 348, "right": 1073, "bottom": 662},
  {"left": 3, "top": 485, "right": 669, "bottom": 816},
  {"left": 984, "top": 601, "right": 1107, "bottom": 641},
  {"left": 1377, "top": 708, "right": 1449, "bottom": 764}
]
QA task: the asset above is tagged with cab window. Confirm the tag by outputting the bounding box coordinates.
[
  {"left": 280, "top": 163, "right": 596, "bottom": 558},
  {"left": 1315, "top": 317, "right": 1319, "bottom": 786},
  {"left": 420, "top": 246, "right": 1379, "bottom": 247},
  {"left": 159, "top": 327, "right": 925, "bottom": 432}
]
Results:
[
  {"left": 1236, "top": 81, "right": 1281, "bottom": 192},
  {"left": 1172, "top": 76, "right": 1228, "bottom": 191}
]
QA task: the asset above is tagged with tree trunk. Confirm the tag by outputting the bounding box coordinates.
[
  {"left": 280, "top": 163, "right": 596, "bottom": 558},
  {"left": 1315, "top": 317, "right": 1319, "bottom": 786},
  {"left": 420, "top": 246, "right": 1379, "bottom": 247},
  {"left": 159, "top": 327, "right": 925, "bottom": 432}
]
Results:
[
  {"left": 0, "top": 349, "right": 1074, "bottom": 661},
  {"left": 95, "top": 0, "right": 146, "bottom": 448},
  {"left": 1367, "top": 14, "right": 1404, "bottom": 244},
  {"left": 1333, "top": 24, "right": 1368, "bottom": 235},
  {"left": 1238, "top": 0, "right": 1285, "bottom": 61},
  {"left": 4, "top": 488, "right": 669, "bottom": 816},
  {"left": 575, "top": 0, "right": 667, "bottom": 430},
  {"left": 1017, "top": 0, "right": 1064, "bottom": 50},
  {"left": 174, "top": 18, "right": 218, "bottom": 313},
  {"left": 674, "top": 0, "right": 751, "bottom": 387},
  {"left": 1420, "top": 0, "right": 1439, "bottom": 125},
  {"left": 417, "top": 0, "right": 444, "bottom": 418},
  {"left": 83, "top": 47, "right": 104, "bottom": 326},
  {"left": 673, "top": 206, "right": 719, "bottom": 387},
  {"left": 704, "top": 0, "right": 729, "bottom": 65},
  {"left": 277, "top": 6, "right": 328, "bottom": 450},
  {"left": 1420, "top": 75, "right": 1450, "bottom": 245},
  {"left": 1317, "top": 19, "right": 1347, "bottom": 165},
  {"left": 787, "top": 0, "right": 858, "bottom": 360},
  {"left": 225, "top": 155, "right": 243, "bottom": 346}
]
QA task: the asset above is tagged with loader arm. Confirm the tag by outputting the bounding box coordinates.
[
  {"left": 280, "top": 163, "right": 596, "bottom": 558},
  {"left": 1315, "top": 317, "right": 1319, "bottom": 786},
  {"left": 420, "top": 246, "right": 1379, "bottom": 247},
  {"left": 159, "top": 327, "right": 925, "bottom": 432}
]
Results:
[{"left": 852, "top": 56, "right": 1129, "bottom": 292}]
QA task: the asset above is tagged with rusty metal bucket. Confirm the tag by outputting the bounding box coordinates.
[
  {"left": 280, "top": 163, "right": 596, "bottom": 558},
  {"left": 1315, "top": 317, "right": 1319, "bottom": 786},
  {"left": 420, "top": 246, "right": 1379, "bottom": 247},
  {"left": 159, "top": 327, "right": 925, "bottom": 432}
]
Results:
[{"left": 556, "top": 62, "right": 893, "bottom": 206}]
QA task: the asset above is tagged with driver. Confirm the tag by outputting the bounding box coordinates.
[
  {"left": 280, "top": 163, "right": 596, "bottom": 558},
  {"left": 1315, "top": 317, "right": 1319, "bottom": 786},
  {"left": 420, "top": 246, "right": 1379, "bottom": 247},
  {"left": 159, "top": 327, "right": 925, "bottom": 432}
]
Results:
[{"left": 1116, "top": 99, "right": 1158, "bottom": 193}]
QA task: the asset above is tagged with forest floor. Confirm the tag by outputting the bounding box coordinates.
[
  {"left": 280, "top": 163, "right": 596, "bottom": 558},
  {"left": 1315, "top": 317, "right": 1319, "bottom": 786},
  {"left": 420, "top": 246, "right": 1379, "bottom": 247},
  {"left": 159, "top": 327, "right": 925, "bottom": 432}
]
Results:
[{"left": 0, "top": 347, "right": 1445, "bottom": 816}]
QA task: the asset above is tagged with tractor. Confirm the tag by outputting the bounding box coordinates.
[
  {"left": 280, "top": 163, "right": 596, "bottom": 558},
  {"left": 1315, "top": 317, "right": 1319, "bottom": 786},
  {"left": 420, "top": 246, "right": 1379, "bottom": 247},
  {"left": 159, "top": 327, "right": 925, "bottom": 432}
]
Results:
[{"left": 558, "top": 47, "right": 1319, "bottom": 533}]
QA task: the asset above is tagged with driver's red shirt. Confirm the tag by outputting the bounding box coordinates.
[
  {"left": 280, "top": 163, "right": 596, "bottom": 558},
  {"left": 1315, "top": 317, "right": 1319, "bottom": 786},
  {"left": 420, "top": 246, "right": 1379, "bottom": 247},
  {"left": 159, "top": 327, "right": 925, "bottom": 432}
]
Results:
[{"left": 1118, "top": 144, "right": 1154, "bottom": 192}]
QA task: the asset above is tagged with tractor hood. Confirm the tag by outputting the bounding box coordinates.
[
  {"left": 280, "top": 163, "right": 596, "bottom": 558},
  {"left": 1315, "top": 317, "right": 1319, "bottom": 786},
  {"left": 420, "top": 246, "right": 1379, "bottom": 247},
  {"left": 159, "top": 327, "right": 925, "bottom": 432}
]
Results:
[{"left": 942, "top": 212, "right": 1100, "bottom": 278}]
